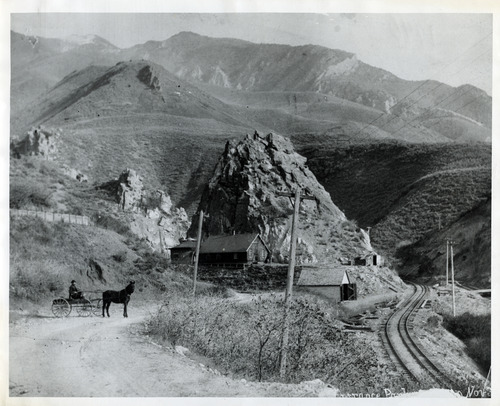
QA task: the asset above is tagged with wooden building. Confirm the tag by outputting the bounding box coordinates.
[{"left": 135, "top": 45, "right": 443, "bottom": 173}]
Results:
[
  {"left": 170, "top": 233, "right": 271, "bottom": 266},
  {"left": 170, "top": 240, "right": 197, "bottom": 264},
  {"left": 297, "top": 267, "right": 357, "bottom": 302},
  {"left": 199, "top": 233, "right": 270, "bottom": 265},
  {"left": 354, "top": 253, "right": 384, "bottom": 266}
]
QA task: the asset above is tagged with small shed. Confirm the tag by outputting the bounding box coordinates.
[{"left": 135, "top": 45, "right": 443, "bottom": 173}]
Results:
[
  {"left": 199, "top": 233, "right": 271, "bottom": 265},
  {"left": 297, "top": 267, "right": 357, "bottom": 302},
  {"left": 170, "top": 240, "right": 197, "bottom": 264},
  {"left": 354, "top": 253, "right": 384, "bottom": 266}
]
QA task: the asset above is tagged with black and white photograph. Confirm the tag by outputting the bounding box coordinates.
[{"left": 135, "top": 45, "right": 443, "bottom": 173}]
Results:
[{"left": 2, "top": 0, "right": 497, "bottom": 403}]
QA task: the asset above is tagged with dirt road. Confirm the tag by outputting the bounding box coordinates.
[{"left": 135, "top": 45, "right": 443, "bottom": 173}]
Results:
[{"left": 9, "top": 301, "right": 335, "bottom": 397}]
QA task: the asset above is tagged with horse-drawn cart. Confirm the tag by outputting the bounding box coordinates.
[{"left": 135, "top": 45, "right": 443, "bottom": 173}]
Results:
[
  {"left": 51, "top": 281, "right": 135, "bottom": 318},
  {"left": 51, "top": 292, "right": 102, "bottom": 317}
]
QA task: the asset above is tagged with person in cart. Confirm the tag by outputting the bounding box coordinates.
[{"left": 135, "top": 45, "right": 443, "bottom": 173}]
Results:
[{"left": 69, "top": 280, "right": 84, "bottom": 300}]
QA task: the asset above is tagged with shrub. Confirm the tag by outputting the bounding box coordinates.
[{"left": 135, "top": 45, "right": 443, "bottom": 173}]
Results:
[
  {"left": 10, "top": 181, "right": 53, "bottom": 209},
  {"left": 443, "top": 312, "right": 490, "bottom": 340},
  {"left": 112, "top": 250, "right": 128, "bottom": 263},
  {"left": 426, "top": 315, "right": 441, "bottom": 329},
  {"left": 10, "top": 256, "right": 66, "bottom": 302},
  {"left": 134, "top": 251, "right": 170, "bottom": 273},
  {"left": 144, "top": 294, "right": 417, "bottom": 394},
  {"left": 92, "top": 213, "right": 130, "bottom": 235},
  {"left": 196, "top": 283, "right": 234, "bottom": 298},
  {"left": 443, "top": 312, "right": 491, "bottom": 372}
]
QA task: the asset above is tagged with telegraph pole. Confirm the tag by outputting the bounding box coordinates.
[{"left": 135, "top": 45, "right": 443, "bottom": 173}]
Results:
[
  {"left": 445, "top": 239, "right": 449, "bottom": 286},
  {"left": 449, "top": 239, "right": 456, "bottom": 316},
  {"left": 192, "top": 210, "right": 205, "bottom": 296},
  {"left": 276, "top": 188, "right": 316, "bottom": 379}
]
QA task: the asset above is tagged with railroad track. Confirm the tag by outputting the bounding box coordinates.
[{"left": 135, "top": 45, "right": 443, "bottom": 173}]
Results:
[{"left": 380, "top": 282, "right": 456, "bottom": 389}]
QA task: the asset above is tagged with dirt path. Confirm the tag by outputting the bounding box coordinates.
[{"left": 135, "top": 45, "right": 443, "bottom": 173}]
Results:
[{"left": 9, "top": 301, "right": 334, "bottom": 397}]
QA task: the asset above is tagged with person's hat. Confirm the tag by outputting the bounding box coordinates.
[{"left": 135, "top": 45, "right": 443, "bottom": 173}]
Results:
[{"left": 71, "top": 280, "right": 76, "bottom": 283}]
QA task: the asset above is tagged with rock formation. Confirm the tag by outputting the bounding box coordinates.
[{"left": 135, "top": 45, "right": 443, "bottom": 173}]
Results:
[
  {"left": 189, "top": 131, "right": 373, "bottom": 264},
  {"left": 11, "top": 126, "right": 59, "bottom": 159},
  {"left": 98, "top": 169, "right": 190, "bottom": 252},
  {"left": 98, "top": 168, "right": 145, "bottom": 211},
  {"left": 137, "top": 65, "right": 161, "bottom": 91}
]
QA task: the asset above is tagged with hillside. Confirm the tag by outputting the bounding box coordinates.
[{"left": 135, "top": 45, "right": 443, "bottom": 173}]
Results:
[
  {"left": 193, "top": 85, "right": 452, "bottom": 143},
  {"left": 125, "top": 32, "right": 487, "bottom": 119},
  {"left": 122, "top": 31, "right": 491, "bottom": 141},
  {"left": 397, "top": 199, "right": 491, "bottom": 287},
  {"left": 9, "top": 169, "right": 192, "bottom": 307},
  {"left": 12, "top": 30, "right": 491, "bottom": 145},
  {"left": 301, "top": 141, "right": 491, "bottom": 283},
  {"left": 10, "top": 60, "right": 269, "bottom": 213},
  {"left": 11, "top": 31, "right": 121, "bottom": 117}
]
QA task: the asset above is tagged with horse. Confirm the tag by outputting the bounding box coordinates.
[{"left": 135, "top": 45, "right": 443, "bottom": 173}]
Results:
[{"left": 102, "top": 281, "right": 135, "bottom": 318}]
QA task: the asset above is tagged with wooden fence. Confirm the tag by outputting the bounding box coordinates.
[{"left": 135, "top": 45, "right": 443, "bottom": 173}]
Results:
[{"left": 10, "top": 209, "right": 90, "bottom": 226}]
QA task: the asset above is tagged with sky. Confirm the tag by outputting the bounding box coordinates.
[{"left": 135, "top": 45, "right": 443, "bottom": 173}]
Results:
[{"left": 10, "top": 13, "right": 492, "bottom": 94}]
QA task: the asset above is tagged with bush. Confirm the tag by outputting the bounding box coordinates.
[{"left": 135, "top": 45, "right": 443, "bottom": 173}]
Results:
[
  {"left": 10, "top": 256, "right": 66, "bottom": 302},
  {"left": 443, "top": 312, "right": 491, "bottom": 372},
  {"left": 196, "top": 283, "right": 234, "bottom": 298},
  {"left": 144, "top": 294, "right": 417, "bottom": 394},
  {"left": 92, "top": 213, "right": 130, "bottom": 235},
  {"left": 443, "top": 312, "right": 490, "bottom": 340},
  {"left": 10, "top": 181, "right": 53, "bottom": 209},
  {"left": 426, "top": 315, "right": 441, "bottom": 329},
  {"left": 112, "top": 250, "right": 128, "bottom": 263},
  {"left": 134, "top": 251, "right": 170, "bottom": 273}
]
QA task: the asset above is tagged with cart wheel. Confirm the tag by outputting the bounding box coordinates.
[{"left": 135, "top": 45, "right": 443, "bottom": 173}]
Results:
[
  {"left": 52, "top": 298, "right": 71, "bottom": 318},
  {"left": 77, "top": 299, "right": 93, "bottom": 317},
  {"left": 91, "top": 299, "right": 102, "bottom": 316}
]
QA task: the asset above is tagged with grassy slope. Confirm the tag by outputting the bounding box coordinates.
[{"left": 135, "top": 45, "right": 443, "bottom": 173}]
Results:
[
  {"left": 301, "top": 142, "right": 491, "bottom": 227},
  {"left": 194, "top": 85, "right": 452, "bottom": 143},
  {"left": 370, "top": 167, "right": 490, "bottom": 251},
  {"left": 397, "top": 199, "right": 491, "bottom": 287},
  {"left": 301, "top": 141, "right": 491, "bottom": 282},
  {"left": 9, "top": 156, "right": 194, "bottom": 306},
  {"left": 11, "top": 61, "right": 270, "bottom": 214}
]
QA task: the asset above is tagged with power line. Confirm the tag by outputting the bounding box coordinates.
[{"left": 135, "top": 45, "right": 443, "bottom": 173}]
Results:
[
  {"left": 400, "top": 89, "right": 490, "bottom": 141},
  {"left": 389, "top": 83, "right": 486, "bottom": 138},
  {"left": 346, "top": 31, "right": 492, "bottom": 143}
]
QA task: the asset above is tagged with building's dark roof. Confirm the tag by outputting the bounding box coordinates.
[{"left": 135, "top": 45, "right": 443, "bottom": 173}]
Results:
[
  {"left": 355, "top": 252, "right": 379, "bottom": 260},
  {"left": 170, "top": 240, "right": 197, "bottom": 250},
  {"left": 297, "top": 267, "right": 351, "bottom": 286},
  {"left": 171, "top": 234, "right": 271, "bottom": 254},
  {"left": 200, "top": 233, "right": 265, "bottom": 254}
]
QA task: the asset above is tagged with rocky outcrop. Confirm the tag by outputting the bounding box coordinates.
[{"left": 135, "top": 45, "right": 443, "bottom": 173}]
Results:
[
  {"left": 98, "top": 168, "right": 145, "bottom": 211},
  {"left": 61, "top": 166, "right": 88, "bottom": 182},
  {"left": 128, "top": 207, "right": 190, "bottom": 253},
  {"left": 11, "top": 126, "right": 59, "bottom": 159},
  {"left": 189, "top": 131, "right": 373, "bottom": 264},
  {"left": 137, "top": 65, "right": 161, "bottom": 91},
  {"left": 98, "top": 169, "right": 190, "bottom": 252}
]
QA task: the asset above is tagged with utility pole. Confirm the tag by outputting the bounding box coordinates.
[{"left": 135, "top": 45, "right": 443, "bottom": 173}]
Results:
[
  {"left": 192, "top": 210, "right": 207, "bottom": 296},
  {"left": 276, "top": 188, "right": 316, "bottom": 379},
  {"left": 445, "top": 239, "right": 449, "bottom": 286},
  {"left": 449, "top": 239, "right": 456, "bottom": 316}
]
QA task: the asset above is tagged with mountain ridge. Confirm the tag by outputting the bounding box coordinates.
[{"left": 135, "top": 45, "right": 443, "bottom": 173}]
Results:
[{"left": 12, "top": 29, "right": 491, "bottom": 136}]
